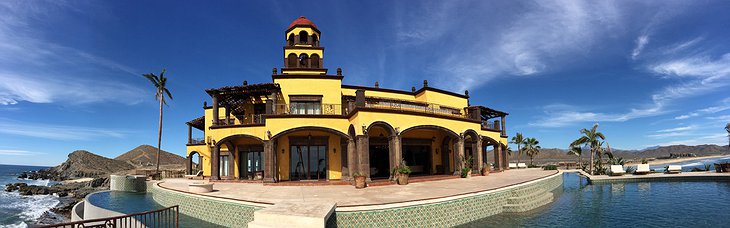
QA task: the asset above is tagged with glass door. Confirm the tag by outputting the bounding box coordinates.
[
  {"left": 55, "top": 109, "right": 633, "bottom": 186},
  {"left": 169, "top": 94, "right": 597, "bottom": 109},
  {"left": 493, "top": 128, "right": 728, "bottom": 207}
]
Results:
[{"left": 290, "top": 145, "right": 327, "bottom": 180}]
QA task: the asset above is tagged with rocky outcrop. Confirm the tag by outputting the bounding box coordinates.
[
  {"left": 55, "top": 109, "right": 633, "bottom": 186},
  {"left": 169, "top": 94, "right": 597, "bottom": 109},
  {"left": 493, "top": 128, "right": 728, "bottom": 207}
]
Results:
[{"left": 49, "top": 150, "right": 134, "bottom": 179}]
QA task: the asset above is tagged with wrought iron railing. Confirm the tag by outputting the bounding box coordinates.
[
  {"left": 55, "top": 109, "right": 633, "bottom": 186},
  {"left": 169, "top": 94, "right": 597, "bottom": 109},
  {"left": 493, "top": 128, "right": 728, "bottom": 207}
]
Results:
[
  {"left": 273, "top": 103, "right": 343, "bottom": 115},
  {"left": 189, "top": 137, "right": 205, "bottom": 145},
  {"left": 214, "top": 114, "right": 265, "bottom": 126},
  {"left": 345, "top": 97, "right": 466, "bottom": 118},
  {"left": 40, "top": 205, "right": 179, "bottom": 228}
]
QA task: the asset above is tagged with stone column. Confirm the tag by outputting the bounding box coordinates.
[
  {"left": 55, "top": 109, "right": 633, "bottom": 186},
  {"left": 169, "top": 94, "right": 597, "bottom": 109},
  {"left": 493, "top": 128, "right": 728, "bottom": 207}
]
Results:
[
  {"left": 346, "top": 138, "right": 357, "bottom": 182},
  {"left": 211, "top": 144, "right": 220, "bottom": 180},
  {"left": 212, "top": 95, "right": 219, "bottom": 126},
  {"left": 493, "top": 144, "right": 502, "bottom": 171},
  {"left": 500, "top": 145, "right": 508, "bottom": 170},
  {"left": 356, "top": 135, "right": 370, "bottom": 181},
  {"left": 455, "top": 136, "right": 465, "bottom": 175},
  {"left": 263, "top": 140, "right": 275, "bottom": 183},
  {"left": 475, "top": 139, "right": 483, "bottom": 173},
  {"left": 186, "top": 155, "right": 192, "bottom": 175}
]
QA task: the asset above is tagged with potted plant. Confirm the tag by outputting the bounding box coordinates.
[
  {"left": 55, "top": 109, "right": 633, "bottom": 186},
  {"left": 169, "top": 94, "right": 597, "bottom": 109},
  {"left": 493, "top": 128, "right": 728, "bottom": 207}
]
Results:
[
  {"left": 393, "top": 160, "right": 411, "bottom": 185},
  {"left": 353, "top": 172, "right": 366, "bottom": 189},
  {"left": 481, "top": 163, "right": 490, "bottom": 176},
  {"left": 459, "top": 155, "right": 473, "bottom": 178}
]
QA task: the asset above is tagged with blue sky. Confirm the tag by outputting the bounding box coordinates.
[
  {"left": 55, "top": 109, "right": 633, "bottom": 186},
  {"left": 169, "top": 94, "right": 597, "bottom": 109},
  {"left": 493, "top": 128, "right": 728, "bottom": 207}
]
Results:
[{"left": 1, "top": 1, "right": 729, "bottom": 166}]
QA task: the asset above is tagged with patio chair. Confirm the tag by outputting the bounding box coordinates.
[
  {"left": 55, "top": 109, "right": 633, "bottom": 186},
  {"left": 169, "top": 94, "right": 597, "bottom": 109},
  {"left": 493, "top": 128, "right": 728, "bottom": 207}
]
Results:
[
  {"left": 184, "top": 170, "right": 203, "bottom": 179},
  {"left": 517, "top": 163, "right": 527, "bottom": 169},
  {"left": 635, "top": 164, "right": 651, "bottom": 175},
  {"left": 666, "top": 165, "right": 682, "bottom": 174},
  {"left": 609, "top": 165, "right": 626, "bottom": 176}
]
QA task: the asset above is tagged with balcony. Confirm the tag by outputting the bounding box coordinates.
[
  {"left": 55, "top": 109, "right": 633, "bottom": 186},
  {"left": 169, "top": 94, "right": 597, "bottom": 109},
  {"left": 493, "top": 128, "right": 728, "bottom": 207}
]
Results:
[
  {"left": 346, "top": 97, "right": 467, "bottom": 119},
  {"left": 188, "top": 137, "right": 205, "bottom": 145},
  {"left": 272, "top": 103, "right": 343, "bottom": 115}
]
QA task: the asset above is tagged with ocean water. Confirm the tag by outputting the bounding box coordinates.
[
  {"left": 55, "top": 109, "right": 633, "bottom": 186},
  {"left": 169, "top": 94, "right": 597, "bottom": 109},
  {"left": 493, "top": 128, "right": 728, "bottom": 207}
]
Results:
[
  {"left": 649, "top": 156, "right": 730, "bottom": 172},
  {"left": 462, "top": 172, "right": 730, "bottom": 227},
  {"left": 0, "top": 164, "right": 58, "bottom": 228}
]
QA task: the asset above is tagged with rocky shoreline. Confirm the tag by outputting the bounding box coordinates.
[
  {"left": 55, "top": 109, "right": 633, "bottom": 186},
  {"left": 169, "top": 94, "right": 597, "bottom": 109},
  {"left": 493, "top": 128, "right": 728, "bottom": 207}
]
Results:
[{"left": 4, "top": 170, "right": 111, "bottom": 225}]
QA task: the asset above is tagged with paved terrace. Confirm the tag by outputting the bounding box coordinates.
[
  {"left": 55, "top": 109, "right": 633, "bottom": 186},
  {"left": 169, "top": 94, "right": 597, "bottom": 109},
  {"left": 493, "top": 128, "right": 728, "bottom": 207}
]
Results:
[{"left": 159, "top": 169, "right": 557, "bottom": 208}]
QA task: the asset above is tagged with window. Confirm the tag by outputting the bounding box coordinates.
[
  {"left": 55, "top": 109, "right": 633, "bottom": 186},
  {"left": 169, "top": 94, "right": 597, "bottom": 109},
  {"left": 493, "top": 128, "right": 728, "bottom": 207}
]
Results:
[
  {"left": 287, "top": 53, "right": 298, "bottom": 68},
  {"left": 290, "top": 101, "right": 321, "bottom": 114},
  {"left": 288, "top": 33, "right": 295, "bottom": 46},
  {"left": 299, "top": 54, "right": 309, "bottom": 68},
  {"left": 289, "top": 95, "right": 323, "bottom": 115},
  {"left": 299, "top": 31, "right": 308, "bottom": 44},
  {"left": 310, "top": 54, "right": 320, "bottom": 68},
  {"left": 220, "top": 155, "right": 229, "bottom": 176},
  {"left": 312, "top": 34, "right": 318, "bottom": 46}
]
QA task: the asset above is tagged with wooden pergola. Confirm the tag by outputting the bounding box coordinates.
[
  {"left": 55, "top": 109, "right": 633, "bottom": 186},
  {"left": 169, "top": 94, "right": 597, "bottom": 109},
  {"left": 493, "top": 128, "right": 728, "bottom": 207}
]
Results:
[{"left": 205, "top": 83, "right": 281, "bottom": 125}]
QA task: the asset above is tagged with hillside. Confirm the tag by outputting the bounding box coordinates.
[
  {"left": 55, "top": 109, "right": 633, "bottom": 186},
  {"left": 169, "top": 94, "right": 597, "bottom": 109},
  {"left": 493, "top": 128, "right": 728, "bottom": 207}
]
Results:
[
  {"left": 487, "top": 144, "right": 729, "bottom": 164},
  {"left": 50, "top": 150, "right": 134, "bottom": 179},
  {"left": 114, "top": 145, "right": 187, "bottom": 168}
]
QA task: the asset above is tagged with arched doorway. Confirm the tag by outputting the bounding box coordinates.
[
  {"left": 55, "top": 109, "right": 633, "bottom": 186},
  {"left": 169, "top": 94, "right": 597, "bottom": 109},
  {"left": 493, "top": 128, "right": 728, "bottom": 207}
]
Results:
[
  {"left": 367, "top": 122, "right": 396, "bottom": 179},
  {"left": 187, "top": 151, "right": 201, "bottom": 175},
  {"left": 400, "top": 125, "right": 459, "bottom": 176},
  {"left": 271, "top": 126, "right": 351, "bottom": 181},
  {"left": 215, "top": 134, "right": 265, "bottom": 180},
  {"left": 463, "top": 130, "right": 480, "bottom": 173},
  {"left": 481, "top": 136, "right": 502, "bottom": 171}
]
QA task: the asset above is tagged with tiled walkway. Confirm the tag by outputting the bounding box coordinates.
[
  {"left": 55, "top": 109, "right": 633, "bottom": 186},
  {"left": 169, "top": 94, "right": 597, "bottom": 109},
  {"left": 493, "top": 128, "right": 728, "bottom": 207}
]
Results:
[{"left": 159, "top": 169, "right": 556, "bottom": 207}]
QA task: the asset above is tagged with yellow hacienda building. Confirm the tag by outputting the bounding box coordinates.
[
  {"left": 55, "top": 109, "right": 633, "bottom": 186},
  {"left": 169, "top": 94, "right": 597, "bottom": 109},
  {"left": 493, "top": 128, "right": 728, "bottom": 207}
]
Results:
[{"left": 185, "top": 16, "right": 510, "bottom": 183}]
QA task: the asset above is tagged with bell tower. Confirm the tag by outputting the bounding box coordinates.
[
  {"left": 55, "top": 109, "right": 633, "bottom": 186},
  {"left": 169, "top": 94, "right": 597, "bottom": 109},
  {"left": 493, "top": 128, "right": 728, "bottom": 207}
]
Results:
[{"left": 281, "top": 16, "right": 327, "bottom": 75}]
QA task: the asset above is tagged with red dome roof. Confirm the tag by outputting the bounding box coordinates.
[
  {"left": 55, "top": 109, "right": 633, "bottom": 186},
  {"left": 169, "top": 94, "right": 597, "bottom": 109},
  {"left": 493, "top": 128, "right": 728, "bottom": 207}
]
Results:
[{"left": 288, "top": 16, "right": 317, "bottom": 29}]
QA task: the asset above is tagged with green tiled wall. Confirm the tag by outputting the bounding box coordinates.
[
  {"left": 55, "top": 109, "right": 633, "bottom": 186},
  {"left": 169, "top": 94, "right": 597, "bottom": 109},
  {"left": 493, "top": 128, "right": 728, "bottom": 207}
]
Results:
[
  {"left": 329, "top": 173, "right": 563, "bottom": 228},
  {"left": 149, "top": 183, "right": 262, "bottom": 227}
]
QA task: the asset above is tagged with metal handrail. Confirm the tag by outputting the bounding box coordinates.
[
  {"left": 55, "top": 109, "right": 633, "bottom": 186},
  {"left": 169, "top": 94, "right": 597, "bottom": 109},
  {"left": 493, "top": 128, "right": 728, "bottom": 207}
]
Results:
[
  {"left": 40, "top": 205, "right": 179, "bottom": 228},
  {"left": 273, "top": 103, "right": 342, "bottom": 115}
]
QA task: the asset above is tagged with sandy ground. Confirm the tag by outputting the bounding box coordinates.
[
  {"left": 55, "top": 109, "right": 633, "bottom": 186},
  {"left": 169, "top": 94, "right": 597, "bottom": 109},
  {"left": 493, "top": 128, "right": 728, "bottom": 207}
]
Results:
[{"left": 628, "top": 154, "right": 730, "bottom": 166}]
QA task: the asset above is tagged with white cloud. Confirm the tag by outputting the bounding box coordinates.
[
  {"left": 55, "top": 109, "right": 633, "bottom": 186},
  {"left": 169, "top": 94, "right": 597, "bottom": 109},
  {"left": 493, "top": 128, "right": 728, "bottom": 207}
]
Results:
[
  {"left": 631, "top": 35, "right": 649, "bottom": 59},
  {"left": 0, "top": 1, "right": 146, "bottom": 106},
  {"left": 656, "top": 125, "right": 695, "bottom": 133},
  {"left": 0, "top": 118, "right": 131, "bottom": 141},
  {"left": 654, "top": 133, "right": 728, "bottom": 147},
  {"left": 0, "top": 149, "right": 44, "bottom": 156}
]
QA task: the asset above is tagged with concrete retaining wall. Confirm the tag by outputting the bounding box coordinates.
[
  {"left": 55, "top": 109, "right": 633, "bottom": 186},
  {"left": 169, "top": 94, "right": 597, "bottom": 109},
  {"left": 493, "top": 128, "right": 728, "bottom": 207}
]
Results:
[
  {"left": 82, "top": 191, "right": 126, "bottom": 220},
  {"left": 71, "top": 201, "right": 84, "bottom": 222}
]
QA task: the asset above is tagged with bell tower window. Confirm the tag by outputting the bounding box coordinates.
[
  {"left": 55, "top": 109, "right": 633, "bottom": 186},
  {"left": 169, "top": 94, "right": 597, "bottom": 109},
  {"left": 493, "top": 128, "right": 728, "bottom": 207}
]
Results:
[
  {"left": 312, "top": 34, "right": 318, "bottom": 47},
  {"left": 310, "top": 54, "right": 320, "bottom": 68},
  {"left": 299, "top": 53, "right": 309, "bottom": 68},
  {"left": 287, "top": 53, "right": 298, "bottom": 68},
  {"left": 288, "top": 34, "right": 295, "bottom": 46},
  {"left": 299, "top": 31, "right": 309, "bottom": 44}
]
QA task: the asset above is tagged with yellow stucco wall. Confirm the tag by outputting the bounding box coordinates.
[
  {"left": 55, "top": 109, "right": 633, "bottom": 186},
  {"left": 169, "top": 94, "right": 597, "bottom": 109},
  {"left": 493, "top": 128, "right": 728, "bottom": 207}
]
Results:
[
  {"left": 284, "top": 49, "right": 323, "bottom": 59},
  {"left": 186, "top": 144, "right": 210, "bottom": 176},
  {"left": 274, "top": 78, "right": 342, "bottom": 106},
  {"left": 286, "top": 27, "right": 320, "bottom": 39}
]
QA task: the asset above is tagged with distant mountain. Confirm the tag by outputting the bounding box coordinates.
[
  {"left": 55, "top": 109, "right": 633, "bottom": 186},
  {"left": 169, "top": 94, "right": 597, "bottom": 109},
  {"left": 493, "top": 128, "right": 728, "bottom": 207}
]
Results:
[
  {"left": 50, "top": 150, "right": 134, "bottom": 179},
  {"left": 114, "top": 145, "right": 187, "bottom": 168},
  {"left": 491, "top": 144, "right": 729, "bottom": 164}
]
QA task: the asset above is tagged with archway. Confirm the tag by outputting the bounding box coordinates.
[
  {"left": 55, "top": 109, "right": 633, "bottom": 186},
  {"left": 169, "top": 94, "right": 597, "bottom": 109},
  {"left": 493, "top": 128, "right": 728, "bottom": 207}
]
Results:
[
  {"left": 271, "top": 126, "right": 351, "bottom": 181},
  {"left": 366, "top": 122, "right": 397, "bottom": 179},
  {"left": 400, "top": 125, "right": 459, "bottom": 176},
  {"left": 187, "top": 151, "right": 201, "bottom": 175},
  {"left": 481, "top": 136, "right": 502, "bottom": 171},
  {"left": 299, "top": 30, "right": 309, "bottom": 44},
  {"left": 215, "top": 134, "right": 265, "bottom": 180}
]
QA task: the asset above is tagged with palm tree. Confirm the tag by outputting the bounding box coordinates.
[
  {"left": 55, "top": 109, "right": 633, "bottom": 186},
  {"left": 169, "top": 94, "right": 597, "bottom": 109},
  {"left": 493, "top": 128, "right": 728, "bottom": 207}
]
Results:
[
  {"left": 572, "top": 123, "right": 605, "bottom": 175},
  {"left": 567, "top": 145, "right": 583, "bottom": 169},
  {"left": 143, "top": 69, "right": 173, "bottom": 177},
  {"left": 510, "top": 133, "right": 526, "bottom": 165},
  {"left": 524, "top": 137, "right": 541, "bottom": 166},
  {"left": 725, "top": 123, "right": 730, "bottom": 150}
]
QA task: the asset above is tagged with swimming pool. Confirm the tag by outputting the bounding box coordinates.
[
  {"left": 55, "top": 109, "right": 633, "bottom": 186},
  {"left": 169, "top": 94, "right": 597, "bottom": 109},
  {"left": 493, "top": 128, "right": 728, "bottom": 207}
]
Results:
[
  {"left": 461, "top": 172, "right": 730, "bottom": 227},
  {"left": 86, "top": 191, "right": 222, "bottom": 228}
]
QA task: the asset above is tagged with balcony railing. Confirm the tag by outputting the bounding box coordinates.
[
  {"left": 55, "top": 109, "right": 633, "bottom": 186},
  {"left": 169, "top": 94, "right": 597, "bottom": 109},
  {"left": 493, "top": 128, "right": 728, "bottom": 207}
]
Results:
[
  {"left": 346, "top": 97, "right": 466, "bottom": 118},
  {"left": 273, "top": 103, "right": 343, "bottom": 115},
  {"left": 214, "top": 114, "right": 265, "bottom": 126},
  {"left": 189, "top": 137, "right": 205, "bottom": 145}
]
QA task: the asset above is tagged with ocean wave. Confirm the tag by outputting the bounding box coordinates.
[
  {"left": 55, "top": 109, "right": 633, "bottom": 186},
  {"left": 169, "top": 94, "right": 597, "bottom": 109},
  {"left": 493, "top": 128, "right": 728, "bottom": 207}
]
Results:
[
  {"left": 0, "top": 191, "right": 59, "bottom": 227},
  {"left": 0, "top": 221, "right": 28, "bottom": 228},
  {"left": 15, "top": 179, "right": 53, "bottom": 187}
]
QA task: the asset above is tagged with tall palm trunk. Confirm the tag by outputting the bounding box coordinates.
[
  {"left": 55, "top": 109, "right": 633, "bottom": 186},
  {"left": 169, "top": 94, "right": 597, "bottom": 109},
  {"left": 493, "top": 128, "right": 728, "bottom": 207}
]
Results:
[
  {"left": 156, "top": 96, "right": 164, "bottom": 175},
  {"left": 589, "top": 147, "right": 594, "bottom": 174},
  {"left": 516, "top": 145, "right": 521, "bottom": 165}
]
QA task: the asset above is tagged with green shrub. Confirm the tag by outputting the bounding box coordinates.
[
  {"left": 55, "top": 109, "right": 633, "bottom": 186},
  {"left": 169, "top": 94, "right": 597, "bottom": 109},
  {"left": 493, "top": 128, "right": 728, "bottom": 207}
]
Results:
[
  {"left": 391, "top": 160, "right": 411, "bottom": 175},
  {"left": 543, "top": 164, "right": 558, "bottom": 170},
  {"left": 460, "top": 167, "right": 471, "bottom": 178},
  {"left": 625, "top": 166, "right": 636, "bottom": 174}
]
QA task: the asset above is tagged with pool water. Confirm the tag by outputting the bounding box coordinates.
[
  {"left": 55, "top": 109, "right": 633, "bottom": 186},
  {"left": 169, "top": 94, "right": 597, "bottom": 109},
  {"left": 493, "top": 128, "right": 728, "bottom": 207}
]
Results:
[
  {"left": 87, "top": 191, "right": 222, "bottom": 228},
  {"left": 461, "top": 172, "right": 730, "bottom": 227}
]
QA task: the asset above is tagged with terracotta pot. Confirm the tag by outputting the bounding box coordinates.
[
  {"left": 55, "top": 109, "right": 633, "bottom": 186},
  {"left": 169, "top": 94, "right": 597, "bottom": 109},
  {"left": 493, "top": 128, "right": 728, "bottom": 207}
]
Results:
[
  {"left": 397, "top": 173, "right": 409, "bottom": 185},
  {"left": 354, "top": 176, "right": 366, "bottom": 189},
  {"left": 481, "top": 168, "right": 490, "bottom": 176}
]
